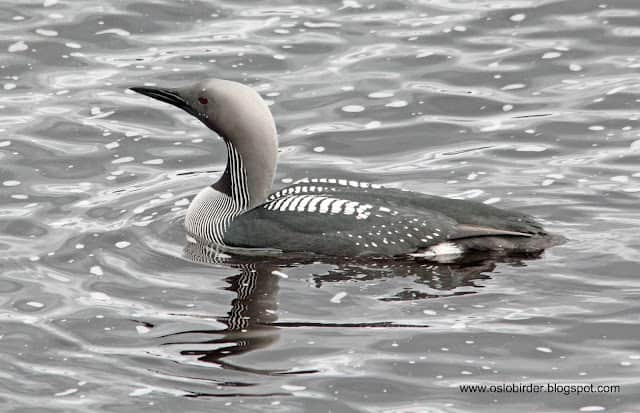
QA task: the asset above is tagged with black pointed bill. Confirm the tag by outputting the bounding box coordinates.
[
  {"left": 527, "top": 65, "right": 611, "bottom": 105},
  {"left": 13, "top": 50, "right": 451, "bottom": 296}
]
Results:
[{"left": 130, "top": 86, "right": 191, "bottom": 112}]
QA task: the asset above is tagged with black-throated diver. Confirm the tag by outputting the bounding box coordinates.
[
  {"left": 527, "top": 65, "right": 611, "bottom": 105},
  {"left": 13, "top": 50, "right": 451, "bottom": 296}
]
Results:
[{"left": 131, "top": 79, "right": 560, "bottom": 258}]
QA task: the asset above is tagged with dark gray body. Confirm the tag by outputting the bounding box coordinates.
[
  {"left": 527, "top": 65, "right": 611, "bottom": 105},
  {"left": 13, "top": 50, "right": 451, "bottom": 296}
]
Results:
[{"left": 223, "top": 180, "right": 554, "bottom": 257}]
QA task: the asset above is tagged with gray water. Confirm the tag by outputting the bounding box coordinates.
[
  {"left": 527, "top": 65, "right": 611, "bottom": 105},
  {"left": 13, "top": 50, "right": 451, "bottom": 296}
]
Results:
[{"left": 1, "top": 0, "right": 640, "bottom": 412}]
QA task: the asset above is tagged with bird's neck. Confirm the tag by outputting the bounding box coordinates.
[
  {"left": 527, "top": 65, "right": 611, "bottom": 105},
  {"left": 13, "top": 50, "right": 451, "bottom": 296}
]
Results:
[
  {"left": 211, "top": 138, "right": 276, "bottom": 210},
  {"left": 212, "top": 140, "right": 251, "bottom": 210}
]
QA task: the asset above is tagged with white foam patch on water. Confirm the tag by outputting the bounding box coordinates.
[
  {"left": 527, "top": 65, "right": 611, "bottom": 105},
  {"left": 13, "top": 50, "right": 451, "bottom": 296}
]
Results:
[
  {"left": 47, "top": 273, "right": 70, "bottom": 283},
  {"left": 330, "top": 291, "right": 347, "bottom": 303},
  {"left": 368, "top": 91, "right": 394, "bottom": 98},
  {"left": 54, "top": 388, "right": 77, "bottom": 397},
  {"left": 516, "top": 145, "right": 547, "bottom": 152},
  {"left": 610, "top": 175, "right": 629, "bottom": 183},
  {"left": 0, "top": 140, "right": 11, "bottom": 147},
  {"left": 96, "top": 28, "right": 131, "bottom": 36},
  {"left": 281, "top": 384, "right": 306, "bottom": 392},
  {"left": 129, "top": 387, "right": 152, "bottom": 396},
  {"left": 136, "top": 325, "right": 151, "bottom": 334},
  {"left": 115, "top": 241, "right": 130, "bottom": 249},
  {"left": 510, "top": 13, "right": 526, "bottom": 22},
  {"left": 536, "top": 346, "right": 552, "bottom": 353},
  {"left": 385, "top": 100, "right": 408, "bottom": 108},
  {"left": 36, "top": 28, "right": 58, "bottom": 37},
  {"left": 3, "top": 180, "right": 20, "bottom": 187},
  {"left": 542, "top": 51, "right": 562, "bottom": 59},
  {"left": 501, "top": 83, "right": 526, "bottom": 90},
  {"left": 341, "top": 105, "right": 365, "bottom": 113},
  {"left": 26, "top": 301, "right": 44, "bottom": 308},
  {"left": 112, "top": 156, "right": 134, "bottom": 164},
  {"left": 90, "top": 292, "right": 111, "bottom": 301},
  {"left": 90, "top": 265, "right": 103, "bottom": 276},
  {"left": 579, "top": 406, "right": 605, "bottom": 412},
  {"left": 8, "top": 41, "right": 28, "bottom": 52}
]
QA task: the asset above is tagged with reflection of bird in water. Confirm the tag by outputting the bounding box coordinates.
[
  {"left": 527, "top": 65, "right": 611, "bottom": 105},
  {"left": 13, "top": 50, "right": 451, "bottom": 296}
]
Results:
[
  {"left": 161, "top": 263, "right": 296, "bottom": 375},
  {"left": 163, "top": 245, "right": 540, "bottom": 376}
]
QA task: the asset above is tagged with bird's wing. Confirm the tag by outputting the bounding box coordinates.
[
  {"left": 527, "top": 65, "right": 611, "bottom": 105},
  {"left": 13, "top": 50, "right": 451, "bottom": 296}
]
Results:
[
  {"left": 223, "top": 180, "right": 546, "bottom": 256},
  {"left": 449, "top": 224, "right": 533, "bottom": 239},
  {"left": 268, "top": 179, "right": 546, "bottom": 236},
  {"left": 223, "top": 192, "right": 458, "bottom": 256}
]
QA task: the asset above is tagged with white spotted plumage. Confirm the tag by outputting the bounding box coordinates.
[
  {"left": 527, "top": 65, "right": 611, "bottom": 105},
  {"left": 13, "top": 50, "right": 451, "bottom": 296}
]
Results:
[
  {"left": 265, "top": 178, "right": 383, "bottom": 202},
  {"left": 263, "top": 193, "right": 374, "bottom": 220}
]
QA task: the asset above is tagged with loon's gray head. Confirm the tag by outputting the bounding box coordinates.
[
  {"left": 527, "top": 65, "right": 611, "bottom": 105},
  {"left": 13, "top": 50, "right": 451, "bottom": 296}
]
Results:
[{"left": 130, "top": 79, "right": 278, "bottom": 207}]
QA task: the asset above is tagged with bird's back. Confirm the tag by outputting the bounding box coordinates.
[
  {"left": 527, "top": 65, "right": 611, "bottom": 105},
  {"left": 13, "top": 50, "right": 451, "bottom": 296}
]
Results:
[{"left": 222, "top": 179, "right": 552, "bottom": 257}]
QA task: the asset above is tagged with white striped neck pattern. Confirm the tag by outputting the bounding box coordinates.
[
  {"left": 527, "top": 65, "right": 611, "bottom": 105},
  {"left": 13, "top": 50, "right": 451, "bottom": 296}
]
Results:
[{"left": 185, "top": 141, "right": 250, "bottom": 246}]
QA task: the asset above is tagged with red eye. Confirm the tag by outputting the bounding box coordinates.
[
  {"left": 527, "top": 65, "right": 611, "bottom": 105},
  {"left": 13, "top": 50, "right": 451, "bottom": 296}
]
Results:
[{"left": 198, "top": 97, "right": 208, "bottom": 104}]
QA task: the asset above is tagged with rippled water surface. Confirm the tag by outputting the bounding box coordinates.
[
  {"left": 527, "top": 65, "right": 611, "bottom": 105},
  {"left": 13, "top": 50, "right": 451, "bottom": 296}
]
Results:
[{"left": 2, "top": 0, "right": 640, "bottom": 411}]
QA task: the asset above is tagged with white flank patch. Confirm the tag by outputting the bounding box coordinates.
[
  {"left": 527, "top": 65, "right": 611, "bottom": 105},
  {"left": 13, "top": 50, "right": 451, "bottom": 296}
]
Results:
[
  {"left": 429, "top": 242, "right": 463, "bottom": 256},
  {"left": 409, "top": 242, "right": 463, "bottom": 261}
]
